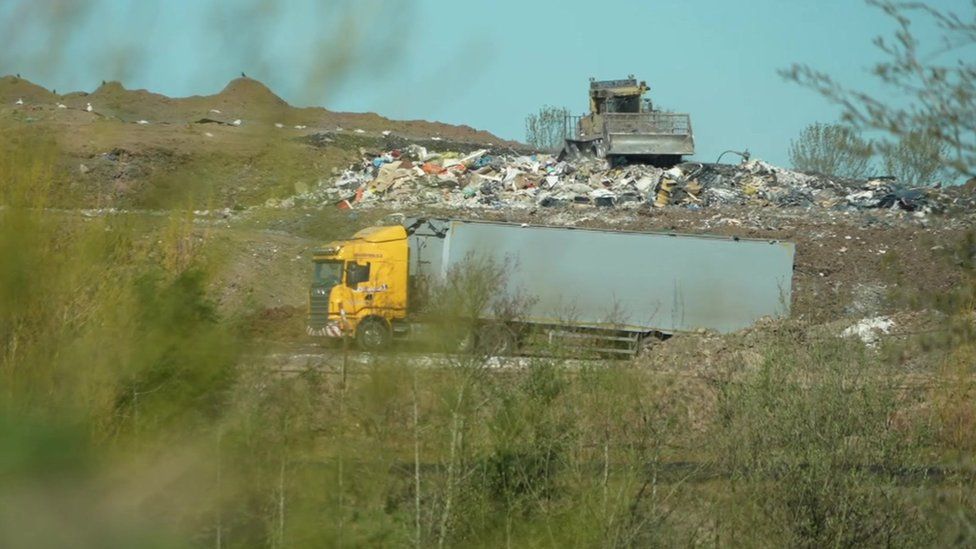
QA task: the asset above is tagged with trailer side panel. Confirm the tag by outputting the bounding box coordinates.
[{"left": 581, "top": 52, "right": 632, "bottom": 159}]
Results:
[{"left": 416, "top": 219, "right": 793, "bottom": 335}]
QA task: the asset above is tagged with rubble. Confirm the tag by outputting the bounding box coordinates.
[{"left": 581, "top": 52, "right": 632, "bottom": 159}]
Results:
[
  {"left": 276, "top": 142, "right": 972, "bottom": 216},
  {"left": 842, "top": 316, "right": 895, "bottom": 348}
]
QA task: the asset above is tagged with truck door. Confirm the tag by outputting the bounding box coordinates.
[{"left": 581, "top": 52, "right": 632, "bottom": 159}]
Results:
[
  {"left": 345, "top": 261, "right": 372, "bottom": 315},
  {"left": 369, "top": 261, "right": 398, "bottom": 312},
  {"left": 348, "top": 261, "right": 404, "bottom": 314}
]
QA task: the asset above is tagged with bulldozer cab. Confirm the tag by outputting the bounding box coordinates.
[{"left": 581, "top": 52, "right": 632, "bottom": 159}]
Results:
[{"left": 589, "top": 77, "right": 648, "bottom": 114}]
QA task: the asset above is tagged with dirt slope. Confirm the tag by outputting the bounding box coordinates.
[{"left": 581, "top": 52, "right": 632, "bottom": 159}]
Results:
[
  {"left": 0, "top": 76, "right": 513, "bottom": 142},
  {"left": 0, "top": 75, "right": 519, "bottom": 208}
]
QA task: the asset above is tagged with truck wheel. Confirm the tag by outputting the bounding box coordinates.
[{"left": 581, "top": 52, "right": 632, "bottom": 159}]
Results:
[
  {"left": 477, "top": 323, "right": 516, "bottom": 356},
  {"left": 356, "top": 318, "right": 391, "bottom": 351}
]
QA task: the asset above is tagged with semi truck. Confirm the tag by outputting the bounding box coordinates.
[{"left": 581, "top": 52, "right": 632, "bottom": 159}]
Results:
[{"left": 307, "top": 218, "right": 795, "bottom": 355}]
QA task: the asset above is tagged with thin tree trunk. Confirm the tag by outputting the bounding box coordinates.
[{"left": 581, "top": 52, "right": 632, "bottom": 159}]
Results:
[
  {"left": 337, "top": 334, "right": 349, "bottom": 547},
  {"left": 603, "top": 433, "right": 610, "bottom": 518},
  {"left": 216, "top": 428, "right": 223, "bottom": 549},
  {"left": 413, "top": 370, "right": 422, "bottom": 548},
  {"left": 277, "top": 453, "right": 286, "bottom": 547},
  {"left": 437, "top": 385, "right": 466, "bottom": 549}
]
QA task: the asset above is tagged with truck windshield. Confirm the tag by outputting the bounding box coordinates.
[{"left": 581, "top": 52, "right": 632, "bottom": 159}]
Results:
[{"left": 313, "top": 260, "right": 342, "bottom": 287}]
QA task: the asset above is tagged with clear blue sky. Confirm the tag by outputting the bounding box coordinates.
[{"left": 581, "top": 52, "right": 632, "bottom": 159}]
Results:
[{"left": 1, "top": 0, "right": 969, "bottom": 166}]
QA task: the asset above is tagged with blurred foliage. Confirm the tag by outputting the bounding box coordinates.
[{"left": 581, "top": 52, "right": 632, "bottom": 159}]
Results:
[
  {"left": 711, "top": 336, "right": 931, "bottom": 547},
  {"left": 1, "top": 1, "right": 975, "bottom": 546},
  {"left": 789, "top": 122, "right": 951, "bottom": 185},
  {"left": 1, "top": 123, "right": 975, "bottom": 549},
  {"left": 782, "top": 0, "right": 976, "bottom": 179},
  {"left": 880, "top": 130, "right": 952, "bottom": 185},
  {"left": 0, "top": 137, "right": 242, "bottom": 545},
  {"left": 788, "top": 122, "right": 874, "bottom": 178}
]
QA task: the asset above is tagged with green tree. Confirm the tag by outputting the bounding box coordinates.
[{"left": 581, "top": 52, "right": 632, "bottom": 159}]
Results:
[
  {"left": 782, "top": 0, "right": 976, "bottom": 178},
  {"left": 788, "top": 122, "right": 874, "bottom": 178},
  {"left": 525, "top": 105, "right": 570, "bottom": 151},
  {"left": 881, "top": 130, "right": 950, "bottom": 184}
]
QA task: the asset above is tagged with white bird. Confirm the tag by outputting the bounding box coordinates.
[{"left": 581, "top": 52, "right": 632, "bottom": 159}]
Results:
[
  {"left": 232, "top": 119, "right": 242, "bottom": 126},
  {"left": 209, "top": 108, "right": 222, "bottom": 114},
  {"left": 57, "top": 103, "right": 67, "bottom": 109},
  {"left": 15, "top": 98, "right": 23, "bottom": 105},
  {"left": 294, "top": 124, "right": 306, "bottom": 130},
  {"left": 137, "top": 120, "right": 149, "bottom": 125},
  {"left": 354, "top": 128, "right": 365, "bottom": 134},
  {"left": 86, "top": 102, "right": 92, "bottom": 112},
  {"left": 274, "top": 122, "right": 284, "bottom": 129}
]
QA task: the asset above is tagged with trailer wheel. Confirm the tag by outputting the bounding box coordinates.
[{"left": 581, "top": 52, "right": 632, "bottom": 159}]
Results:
[
  {"left": 356, "top": 318, "right": 391, "bottom": 351},
  {"left": 477, "top": 323, "right": 516, "bottom": 356}
]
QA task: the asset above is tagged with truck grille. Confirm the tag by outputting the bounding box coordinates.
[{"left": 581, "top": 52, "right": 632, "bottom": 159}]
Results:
[{"left": 308, "top": 290, "right": 331, "bottom": 328}]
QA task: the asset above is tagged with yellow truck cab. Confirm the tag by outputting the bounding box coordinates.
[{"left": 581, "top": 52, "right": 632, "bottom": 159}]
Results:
[{"left": 307, "top": 224, "right": 409, "bottom": 349}]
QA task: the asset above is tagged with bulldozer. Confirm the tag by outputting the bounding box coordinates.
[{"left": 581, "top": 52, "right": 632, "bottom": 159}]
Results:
[{"left": 561, "top": 76, "right": 694, "bottom": 167}]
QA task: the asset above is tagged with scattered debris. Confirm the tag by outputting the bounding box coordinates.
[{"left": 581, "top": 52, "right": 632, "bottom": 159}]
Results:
[
  {"left": 842, "top": 316, "right": 895, "bottom": 347},
  {"left": 268, "top": 142, "right": 963, "bottom": 215}
]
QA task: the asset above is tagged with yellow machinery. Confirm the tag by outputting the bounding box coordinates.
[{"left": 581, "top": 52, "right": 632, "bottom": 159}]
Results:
[
  {"left": 563, "top": 76, "right": 695, "bottom": 166},
  {"left": 307, "top": 225, "right": 409, "bottom": 349}
]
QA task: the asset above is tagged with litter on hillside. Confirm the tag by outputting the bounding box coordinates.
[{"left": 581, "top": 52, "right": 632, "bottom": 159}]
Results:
[{"left": 275, "top": 142, "right": 970, "bottom": 214}]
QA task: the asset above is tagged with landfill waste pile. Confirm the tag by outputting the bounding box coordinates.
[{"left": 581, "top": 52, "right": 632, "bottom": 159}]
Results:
[{"left": 272, "top": 143, "right": 974, "bottom": 215}]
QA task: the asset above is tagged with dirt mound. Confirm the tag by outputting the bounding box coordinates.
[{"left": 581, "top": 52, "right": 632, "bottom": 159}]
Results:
[
  {"left": 0, "top": 73, "right": 521, "bottom": 209},
  {"left": 214, "top": 77, "right": 287, "bottom": 108},
  {"left": 0, "top": 75, "right": 57, "bottom": 105},
  {"left": 87, "top": 80, "right": 177, "bottom": 121},
  {"left": 192, "top": 77, "right": 293, "bottom": 123},
  {"left": 0, "top": 74, "right": 516, "bottom": 146}
]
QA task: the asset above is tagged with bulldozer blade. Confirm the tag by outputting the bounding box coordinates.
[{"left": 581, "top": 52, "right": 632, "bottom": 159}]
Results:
[{"left": 559, "top": 138, "right": 605, "bottom": 161}]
